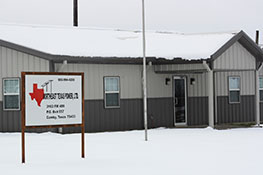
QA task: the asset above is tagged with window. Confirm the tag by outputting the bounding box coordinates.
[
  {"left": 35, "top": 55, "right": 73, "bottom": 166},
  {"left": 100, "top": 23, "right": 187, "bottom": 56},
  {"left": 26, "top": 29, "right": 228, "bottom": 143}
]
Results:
[
  {"left": 3, "top": 78, "right": 20, "bottom": 110},
  {"left": 259, "top": 77, "right": 263, "bottom": 102},
  {"left": 104, "top": 77, "right": 120, "bottom": 108},
  {"left": 229, "top": 77, "right": 240, "bottom": 103}
]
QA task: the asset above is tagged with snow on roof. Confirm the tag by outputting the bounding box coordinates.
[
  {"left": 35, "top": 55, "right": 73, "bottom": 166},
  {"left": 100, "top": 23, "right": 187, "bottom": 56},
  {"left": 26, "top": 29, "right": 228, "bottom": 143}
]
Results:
[{"left": 0, "top": 24, "right": 238, "bottom": 60}]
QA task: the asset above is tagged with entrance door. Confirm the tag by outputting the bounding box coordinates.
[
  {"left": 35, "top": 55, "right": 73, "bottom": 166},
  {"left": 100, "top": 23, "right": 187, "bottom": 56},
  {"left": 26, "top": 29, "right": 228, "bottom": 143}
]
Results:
[{"left": 173, "top": 76, "right": 187, "bottom": 125}]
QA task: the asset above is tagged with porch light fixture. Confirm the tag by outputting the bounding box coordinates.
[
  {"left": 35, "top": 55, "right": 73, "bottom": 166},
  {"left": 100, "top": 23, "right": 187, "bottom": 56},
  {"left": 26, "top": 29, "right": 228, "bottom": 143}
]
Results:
[
  {"left": 165, "top": 78, "right": 171, "bottom": 85},
  {"left": 190, "top": 78, "right": 196, "bottom": 85}
]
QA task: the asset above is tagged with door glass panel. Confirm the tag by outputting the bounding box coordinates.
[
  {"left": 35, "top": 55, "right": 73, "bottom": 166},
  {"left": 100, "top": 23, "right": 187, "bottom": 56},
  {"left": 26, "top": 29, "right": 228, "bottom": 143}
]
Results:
[{"left": 174, "top": 78, "right": 186, "bottom": 124}]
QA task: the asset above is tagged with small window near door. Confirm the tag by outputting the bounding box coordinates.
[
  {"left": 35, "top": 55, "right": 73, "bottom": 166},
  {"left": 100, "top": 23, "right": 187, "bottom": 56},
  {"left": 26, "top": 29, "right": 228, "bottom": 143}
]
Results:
[
  {"left": 104, "top": 77, "right": 120, "bottom": 108},
  {"left": 229, "top": 76, "right": 240, "bottom": 103},
  {"left": 3, "top": 78, "right": 20, "bottom": 110},
  {"left": 259, "top": 77, "right": 263, "bottom": 102}
]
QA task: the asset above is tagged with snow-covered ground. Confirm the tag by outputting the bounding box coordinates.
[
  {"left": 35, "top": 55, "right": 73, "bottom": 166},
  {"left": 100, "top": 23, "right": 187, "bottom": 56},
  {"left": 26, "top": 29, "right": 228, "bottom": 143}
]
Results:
[{"left": 1, "top": 127, "right": 263, "bottom": 175}]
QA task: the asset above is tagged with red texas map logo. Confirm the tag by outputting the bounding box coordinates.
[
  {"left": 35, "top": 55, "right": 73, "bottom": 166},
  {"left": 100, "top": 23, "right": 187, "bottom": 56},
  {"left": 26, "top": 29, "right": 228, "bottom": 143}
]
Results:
[
  {"left": 29, "top": 84, "right": 44, "bottom": 107},
  {"left": 29, "top": 80, "right": 77, "bottom": 107}
]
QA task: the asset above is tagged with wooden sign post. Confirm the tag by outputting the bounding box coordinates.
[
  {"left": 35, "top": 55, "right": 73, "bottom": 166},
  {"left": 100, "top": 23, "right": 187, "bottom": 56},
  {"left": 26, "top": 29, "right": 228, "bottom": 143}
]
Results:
[{"left": 21, "top": 72, "right": 85, "bottom": 163}]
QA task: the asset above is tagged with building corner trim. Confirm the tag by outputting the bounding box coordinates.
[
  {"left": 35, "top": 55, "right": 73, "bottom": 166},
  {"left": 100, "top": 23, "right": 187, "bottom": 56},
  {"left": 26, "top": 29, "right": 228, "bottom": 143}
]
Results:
[{"left": 255, "top": 63, "right": 263, "bottom": 126}]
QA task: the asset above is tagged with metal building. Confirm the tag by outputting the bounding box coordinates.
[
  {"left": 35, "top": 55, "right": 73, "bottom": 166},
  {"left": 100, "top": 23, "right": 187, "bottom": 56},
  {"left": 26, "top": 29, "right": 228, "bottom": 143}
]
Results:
[{"left": 0, "top": 24, "right": 263, "bottom": 133}]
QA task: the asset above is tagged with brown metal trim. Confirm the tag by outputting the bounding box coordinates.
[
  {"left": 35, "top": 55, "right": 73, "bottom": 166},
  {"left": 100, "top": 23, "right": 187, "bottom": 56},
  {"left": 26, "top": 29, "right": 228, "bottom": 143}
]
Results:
[
  {"left": 22, "top": 72, "right": 83, "bottom": 76},
  {"left": 25, "top": 124, "right": 82, "bottom": 129},
  {"left": 21, "top": 72, "right": 25, "bottom": 163},
  {"left": 81, "top": 72, "right": 85, "bottom": 158}
]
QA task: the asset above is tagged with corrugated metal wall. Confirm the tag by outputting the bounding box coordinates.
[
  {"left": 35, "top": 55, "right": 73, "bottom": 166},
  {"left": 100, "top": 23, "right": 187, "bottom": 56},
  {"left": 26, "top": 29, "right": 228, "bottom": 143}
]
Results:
[
  {"left": 260, "top": 103, "right": 263, "bottom": 122},
  {"left": 0, "top": 46, "right": 51, "bottom": 132},
  {"left": 213, "top": 40, "right": 257, "bottom": 124},
  {"left": 147, "top": 66, "right": 172, "bottom": 98},
  {"left": 56, "top": 63, "right": 210, "bottom": 132},
  {"left": 63, "top": 98, "right": 175, "bottom": 133},
  {"left": 187, "top": 97, "right": 208, "bottom": 126},
  {"left": 150, "top": 67, "right": 209, "bottom": 126},
  {"left": 215, "top": 71, "right": 255, "bottom": 96},
  {"left": 56, "top": 63, "right": 178, "bottom": 132},
  {"left": 154, "top": 64, "right": 206, "bottom": 72},
  {"left": 214, "top": 71, "right": 256, "bottom": 124},
  {"left": 0, "top": 46, "right": 50, "bottom": 100},
  {"left": 147, "top": 98, "right": 174, "bottom": 128},
  {"left": 56, "top": 63, "right": 176, "bottom": 99},
  {"left": 0, "top": 38, "right": 260, "bottom": 132},
  {"left": 56, "top": 63, "right": 143, "bottom": 99},
  {"left": 213, "top": 41, "right": 256, "bottom": 70},
  {"left": 153, "top": 64, "right": 209, "bottom": 97},
  {"left": 56, "top": 63, "right": 208, "bottom": 99},
  {"left": 0, "top": 101, "right": 20, "bottom": 132},
  {"left": 217, "top": 96, "right": 255, "bottom": 124},
  {"left": 187, "top": 73, "right": 208, "bottom": 97}
]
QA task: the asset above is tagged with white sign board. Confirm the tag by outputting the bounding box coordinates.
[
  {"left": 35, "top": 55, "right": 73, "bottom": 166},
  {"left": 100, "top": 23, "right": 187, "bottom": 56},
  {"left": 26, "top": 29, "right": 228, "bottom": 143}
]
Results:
[{"left": 25, "top": 74, "right": 82, "bottom": 126}]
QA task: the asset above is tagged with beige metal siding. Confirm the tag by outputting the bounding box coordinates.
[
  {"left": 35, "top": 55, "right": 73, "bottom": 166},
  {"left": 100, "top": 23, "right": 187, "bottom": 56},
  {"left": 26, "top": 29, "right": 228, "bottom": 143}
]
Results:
[
  {"left": 153, "top": 64, "right": 208, "bottom": 97},
  {"left": 57, "top": 63, "right": 209, "bottom": 100},
  {"left": 56, "top": 63, "right": 143, "bottom": 100},
  {"left": 147, "top": 66, "right": 172, "bottom": 98},
  {"left": 187, "top": 73, "right": 208, "bottom": 97},
  {"left": 215, "top": 71, "right": 255, "bottom": 96},
  {"left": 213, "top": 42, "right": 256, "bottom": 70},
  {"left": 145, "top": 70, "right": 208, "bottom": 98},
  {"left": 0, "top": 46, "right": 49, "bottom": 100}
]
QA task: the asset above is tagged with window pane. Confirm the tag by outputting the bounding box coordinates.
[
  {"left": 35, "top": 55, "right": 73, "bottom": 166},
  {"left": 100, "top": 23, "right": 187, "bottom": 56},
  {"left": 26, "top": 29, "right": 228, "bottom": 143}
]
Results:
[
  {"left": 4, "top": 79, "right": 19, "bottom": 94},
  {"left": 105, "top": 77, "right": 119, "bottom": 91},
  {"left": 106, "top": 93, "right": 119, "bottom": 107},
  {"left": 229, "top": 77, "right": 240, "bottom": 90},
  {"left": 4, "top": 95, "right": 19, "bottom": 109},
  {"left": 260, "top": 90, "right": 263, "bottom": 102},
  {"left": 260, "top": 77, "right": 263, "bottom": 89},
  {"left": 230, "top": 91, "right": 240, "bottom": 103}
]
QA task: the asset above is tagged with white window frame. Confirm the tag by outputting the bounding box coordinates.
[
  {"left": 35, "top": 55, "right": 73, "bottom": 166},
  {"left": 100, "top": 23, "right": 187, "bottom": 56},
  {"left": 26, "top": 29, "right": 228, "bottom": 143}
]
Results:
[
  {"left": 228, "top": 76, "right": 240, "bottom": 104},
  {"left": 259, "top": 76, "right": 263, "bottom": 102},
  {"left": 3, "top": 78, "right": 20, "bottom": 111},
  {"left": 104, "top": 76, "right": 120, "bottom": 108}
]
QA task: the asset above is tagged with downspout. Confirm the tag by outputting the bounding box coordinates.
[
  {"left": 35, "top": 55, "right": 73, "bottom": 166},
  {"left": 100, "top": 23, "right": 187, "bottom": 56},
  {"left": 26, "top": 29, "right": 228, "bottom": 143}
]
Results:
[
  {"left": 203, "top": 61, "right": 214, "bottom": 128},
  {"left": 255, "top": 63, "right": 263, "bottom": 126}
]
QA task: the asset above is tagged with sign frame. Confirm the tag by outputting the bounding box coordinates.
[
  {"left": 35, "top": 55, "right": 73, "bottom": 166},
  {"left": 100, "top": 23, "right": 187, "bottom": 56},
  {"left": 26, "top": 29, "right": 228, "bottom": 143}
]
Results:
[{"left": 21, "top": 72, "right": 85, "bottom": 163}]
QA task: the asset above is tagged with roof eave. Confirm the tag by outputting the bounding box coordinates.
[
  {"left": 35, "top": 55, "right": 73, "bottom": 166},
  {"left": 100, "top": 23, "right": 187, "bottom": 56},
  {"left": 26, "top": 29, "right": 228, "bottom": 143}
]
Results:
[
  {"left": 0, "top": 39, "right": 54, "bottom": 61},
  {"left": 210, "top": 30, "right": 263, "bottom": 62}
]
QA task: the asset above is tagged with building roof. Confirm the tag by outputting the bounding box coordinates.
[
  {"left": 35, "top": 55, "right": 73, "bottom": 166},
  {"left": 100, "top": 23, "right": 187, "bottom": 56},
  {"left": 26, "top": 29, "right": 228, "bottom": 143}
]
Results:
[{"left": 0, "top": 24, "right": 238, "bottom": 61}]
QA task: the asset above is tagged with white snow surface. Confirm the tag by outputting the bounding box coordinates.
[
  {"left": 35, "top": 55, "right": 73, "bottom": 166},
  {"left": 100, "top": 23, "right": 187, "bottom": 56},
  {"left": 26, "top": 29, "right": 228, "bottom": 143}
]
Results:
[
  {"left": 0, "top": 24, "right": 237, "bottom": 60},
  {"left": 1, "top": 127, "right": 263, "bottom": 175}
]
